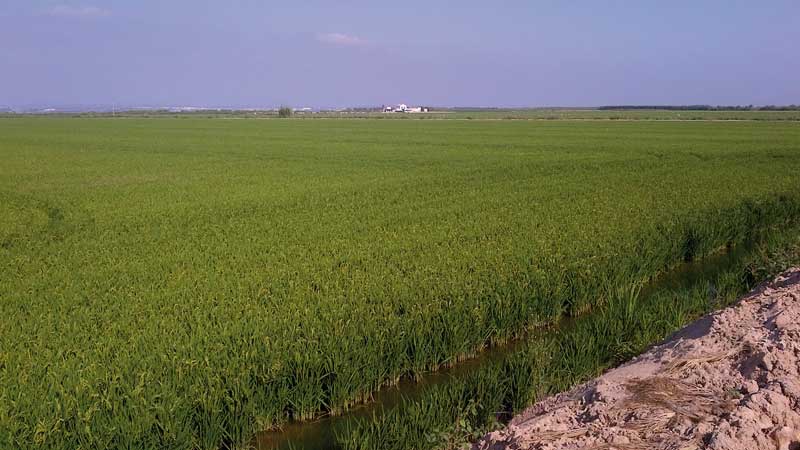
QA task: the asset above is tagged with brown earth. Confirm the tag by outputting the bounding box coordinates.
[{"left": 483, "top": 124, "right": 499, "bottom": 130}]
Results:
[{"left": 475, "top": 268, "right": 800, "bottom": 450}]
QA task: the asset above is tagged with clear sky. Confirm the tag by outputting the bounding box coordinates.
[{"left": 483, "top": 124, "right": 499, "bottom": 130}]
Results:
[{"left": 1, "top": 1, "right": 798, "bottom": 108}]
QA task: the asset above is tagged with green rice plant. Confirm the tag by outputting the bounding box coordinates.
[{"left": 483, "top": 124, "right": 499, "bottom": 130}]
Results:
[
  {"left": 337, "top": 225, "right": 800, "bottom": 450},
  {"left": 0, "top": 118, "right": 799, "bottom": 449}
]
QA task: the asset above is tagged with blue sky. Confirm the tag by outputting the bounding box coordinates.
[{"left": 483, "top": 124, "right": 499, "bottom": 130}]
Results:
[{"left": 1, "top": 1, "right": 798, "bottom": 108}]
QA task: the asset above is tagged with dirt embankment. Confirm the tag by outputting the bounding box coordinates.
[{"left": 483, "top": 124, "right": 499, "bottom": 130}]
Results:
[{"left": 476, "top": 268, "right": 800, "bottom": 450}]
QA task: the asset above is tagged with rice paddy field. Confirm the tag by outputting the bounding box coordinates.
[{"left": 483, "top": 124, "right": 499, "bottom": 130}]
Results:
[
  {"left": 299, "top": 109, "right": 800, "bottom": 121},
  {"left": 23, "top": 108, "right": 800, "bottom": 121},
  {"left": 1, "top": 117, "right": 800, "bottom": 449}
]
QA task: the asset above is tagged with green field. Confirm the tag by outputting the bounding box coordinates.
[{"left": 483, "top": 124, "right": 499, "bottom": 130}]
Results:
[
  {"left": 9, "top": 108, "right": 800, "bottom": 121},
  {"left": 297, "top": 109, "right": 800, "bottom": 121},
  {"left": 2, "top": 117, "right": 800, "bottom": 449}
]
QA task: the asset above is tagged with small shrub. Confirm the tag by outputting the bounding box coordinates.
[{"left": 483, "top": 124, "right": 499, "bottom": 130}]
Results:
[{"left": 278, "top": 106, "right": 293, "bottom": 118}]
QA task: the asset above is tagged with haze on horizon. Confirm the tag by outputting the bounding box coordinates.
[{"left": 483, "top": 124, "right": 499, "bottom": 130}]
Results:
[{"left": 1, "top": 0, "right": 798, "bottom": 109}]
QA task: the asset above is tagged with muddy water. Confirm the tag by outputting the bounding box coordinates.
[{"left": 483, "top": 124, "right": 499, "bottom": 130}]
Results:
[{"left": 256, "top": 243, "right": 753, "bottom": 450}]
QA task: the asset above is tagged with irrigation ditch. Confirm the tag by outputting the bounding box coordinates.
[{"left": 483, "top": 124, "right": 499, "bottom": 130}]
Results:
[{"left": 255, "top": 228, "right": 792, "bottom": 450}]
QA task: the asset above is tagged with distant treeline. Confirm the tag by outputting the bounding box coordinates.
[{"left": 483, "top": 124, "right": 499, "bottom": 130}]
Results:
[{"left": 598, "top": 105, "right": 800, "bottom": 111}]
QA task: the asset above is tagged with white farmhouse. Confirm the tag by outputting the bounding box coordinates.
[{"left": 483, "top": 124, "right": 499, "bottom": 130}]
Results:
[{"left": 383, "top": 103, "right": 429, "bottom": 113}]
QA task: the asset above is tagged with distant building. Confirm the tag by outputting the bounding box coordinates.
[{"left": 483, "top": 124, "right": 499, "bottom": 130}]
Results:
[{"left": 383, "top": 103, "right": 428, "bottom": 113}]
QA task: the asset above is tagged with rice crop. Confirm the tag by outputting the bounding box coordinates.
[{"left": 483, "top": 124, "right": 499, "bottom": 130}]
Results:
[
  {"left": 20, "top": 108, "right": 800, "bottom": 121},
  {"left": 1, "top": 118, "right": 799, "bottom": 449},
  {"left": 336, "top": 224, "right": 800, "bottom": 450}
]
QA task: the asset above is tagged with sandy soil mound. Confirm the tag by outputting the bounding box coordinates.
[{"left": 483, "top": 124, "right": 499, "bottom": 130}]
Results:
[{"left": 475, "top": 268, "right": 800, "bottom": 450}]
